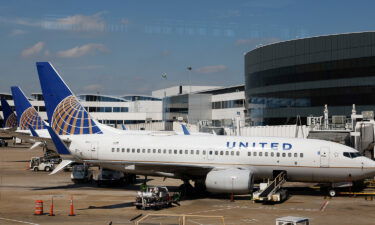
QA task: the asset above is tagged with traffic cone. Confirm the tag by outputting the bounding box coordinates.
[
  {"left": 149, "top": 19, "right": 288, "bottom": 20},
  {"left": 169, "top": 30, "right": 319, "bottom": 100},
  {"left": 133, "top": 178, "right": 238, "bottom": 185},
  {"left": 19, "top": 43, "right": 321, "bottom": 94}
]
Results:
[
  {"left": 49, "top": 197, "right": 55, "bottom": 216},
  {"left": 68, "top": 196, "right": 75, "bottom": 216}
]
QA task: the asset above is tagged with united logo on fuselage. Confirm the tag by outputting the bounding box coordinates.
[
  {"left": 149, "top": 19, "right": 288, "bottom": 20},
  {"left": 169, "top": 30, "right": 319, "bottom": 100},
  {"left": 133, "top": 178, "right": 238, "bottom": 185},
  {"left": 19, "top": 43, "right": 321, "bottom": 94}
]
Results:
[
  {"left": 19, "top": 107, "right": 45, "bottom": 130},
  {"left": 226, "top": 141, "right": 292, "bottom": 150},
  {"left": 51, "top": 95, "right": 102, "bottom": 135}
]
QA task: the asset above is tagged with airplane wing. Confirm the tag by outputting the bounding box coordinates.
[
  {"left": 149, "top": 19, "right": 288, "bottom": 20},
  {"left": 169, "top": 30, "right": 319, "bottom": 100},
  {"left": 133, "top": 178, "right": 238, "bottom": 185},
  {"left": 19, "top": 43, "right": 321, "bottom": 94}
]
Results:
[{"left": 84, "top": 159, "right": 215, "bottom": 178}]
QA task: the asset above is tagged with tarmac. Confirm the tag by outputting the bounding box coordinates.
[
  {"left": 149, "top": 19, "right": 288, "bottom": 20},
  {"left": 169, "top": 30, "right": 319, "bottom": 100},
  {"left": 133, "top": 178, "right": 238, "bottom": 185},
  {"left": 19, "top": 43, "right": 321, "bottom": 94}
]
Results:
[{"left": 1, "top": 144, "right": 375, "bottom": 225}]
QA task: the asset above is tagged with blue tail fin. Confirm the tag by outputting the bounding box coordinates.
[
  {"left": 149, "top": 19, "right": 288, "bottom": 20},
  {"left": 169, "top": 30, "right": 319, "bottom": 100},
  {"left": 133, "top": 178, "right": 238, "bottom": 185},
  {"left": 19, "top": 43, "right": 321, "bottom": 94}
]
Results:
[
  {"left": 36, "top": 62, "right": 102, "bottom": 135},
  {"left": 121, "top": 124, "right": 127, "bottom": 130},
  {"left": 181, "top": 124, "right": 190, "bottom": 135},
  {"left": 1, "top": 98, "right": 17, "bottom": 128},
  {"left": 11, "top": 86, "right": 46, "bottom": 130},
  {"left": 46, "top": 125, "right": 71, "bottom": 155}
]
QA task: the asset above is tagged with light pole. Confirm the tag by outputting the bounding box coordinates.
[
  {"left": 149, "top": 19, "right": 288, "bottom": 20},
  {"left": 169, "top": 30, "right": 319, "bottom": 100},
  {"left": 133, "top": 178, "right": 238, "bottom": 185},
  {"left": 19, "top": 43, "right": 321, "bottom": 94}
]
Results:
[{"left": 187, "top": 66, "right": 192, "bottom": 93}]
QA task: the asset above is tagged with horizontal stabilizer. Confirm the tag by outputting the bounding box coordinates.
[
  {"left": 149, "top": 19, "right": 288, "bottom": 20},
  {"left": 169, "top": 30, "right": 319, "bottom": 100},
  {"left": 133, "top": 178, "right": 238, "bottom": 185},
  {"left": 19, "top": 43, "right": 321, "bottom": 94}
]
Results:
[
  {"left": 29, "top": 126, "right": 39, "bottom": 137},
  {"left": 49, "top": 160, "right": 73, "bottom": 175},
  {"left": 29, "top": 141, "right": 43, "bottom": 150},
  {"left": 46, "top": 126, "right": 71, "bottom": 155}
]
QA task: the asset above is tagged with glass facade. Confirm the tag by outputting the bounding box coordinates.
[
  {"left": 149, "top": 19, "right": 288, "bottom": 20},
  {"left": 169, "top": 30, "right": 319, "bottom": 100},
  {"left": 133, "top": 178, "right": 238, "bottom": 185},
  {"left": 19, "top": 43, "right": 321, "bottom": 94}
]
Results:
[{"left": 245, "top": 32, "right": 375, "bottom": 125}]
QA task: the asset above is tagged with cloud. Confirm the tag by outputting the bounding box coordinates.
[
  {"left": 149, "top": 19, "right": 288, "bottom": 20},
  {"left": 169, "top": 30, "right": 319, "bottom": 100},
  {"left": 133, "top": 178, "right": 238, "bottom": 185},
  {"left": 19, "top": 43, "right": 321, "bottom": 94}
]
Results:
[
  {"left": 41, "top": 12, "right": 106, "bottom": 32},
  {"left": 83, "top": 84, "right": 103, "bottom": 92},
  {"left": 9, "top": 29, "right": 27, "bottom": 36},
  {"left": 57, "top": 43, "right": 108, "bottom": 58},
  {"left": 21, "top": 42, "right": 45, "bottom": 57},
  {"left": 235, "top": 37, "right": 281, "bottom": 46},
  {"left": 196, "top": 65, "right": 227, "bottom": 74}
]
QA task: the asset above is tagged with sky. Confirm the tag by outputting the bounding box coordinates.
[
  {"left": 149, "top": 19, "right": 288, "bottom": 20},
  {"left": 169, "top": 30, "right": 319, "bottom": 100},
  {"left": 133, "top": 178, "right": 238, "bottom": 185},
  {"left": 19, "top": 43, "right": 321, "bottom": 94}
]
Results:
[{"left": 0, "top": 0, "right": 374, "bottom": 96}]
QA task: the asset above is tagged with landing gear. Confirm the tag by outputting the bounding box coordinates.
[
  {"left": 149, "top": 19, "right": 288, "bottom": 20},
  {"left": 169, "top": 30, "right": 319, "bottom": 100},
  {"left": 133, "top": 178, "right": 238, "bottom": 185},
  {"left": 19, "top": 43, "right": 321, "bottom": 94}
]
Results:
[
  {"left": 194, "top": 180, "right": 206, "bottom": 193},
  {"left": 179, "top": 180, "right": 195, "bottom": 198},
  {"left": 328, "top": 189, "right": 336, "bottom": 197}
]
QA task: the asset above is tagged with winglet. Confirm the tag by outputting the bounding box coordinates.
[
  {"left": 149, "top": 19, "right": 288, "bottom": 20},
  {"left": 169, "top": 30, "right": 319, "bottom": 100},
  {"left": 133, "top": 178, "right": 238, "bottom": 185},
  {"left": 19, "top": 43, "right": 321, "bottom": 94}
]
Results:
[
  {"left": 181, "top": 124, "right": 190, "bottom": 135},
  {"left": 121, "top": 124, "right": 127, "bottom": 130},
  {"left": 46, "top": 125, "right": 71, "bottom": 155},
  {"left": 29, "top": 125, "right": 39, "bottom": 137}
]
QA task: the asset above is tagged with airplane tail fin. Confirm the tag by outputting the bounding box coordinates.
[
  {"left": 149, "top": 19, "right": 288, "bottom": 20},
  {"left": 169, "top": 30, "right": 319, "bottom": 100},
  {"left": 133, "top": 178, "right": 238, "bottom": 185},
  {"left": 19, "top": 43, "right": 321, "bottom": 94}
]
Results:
[
  {"left": 11, "top": 86, "right": 46, "bottom": 130},
  {"left": 1, "top": 98, "right": 17, "bottom": 128},
  {"left": 36, "top": 62, "right": 102, "bottom": 135}
]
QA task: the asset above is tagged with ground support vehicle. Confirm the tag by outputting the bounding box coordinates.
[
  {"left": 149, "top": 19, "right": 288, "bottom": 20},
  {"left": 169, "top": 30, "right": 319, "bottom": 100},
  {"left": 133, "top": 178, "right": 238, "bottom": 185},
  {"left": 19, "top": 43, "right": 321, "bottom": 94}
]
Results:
[{"left": 134, "top": 186, "right": 179, "bottom": 210}]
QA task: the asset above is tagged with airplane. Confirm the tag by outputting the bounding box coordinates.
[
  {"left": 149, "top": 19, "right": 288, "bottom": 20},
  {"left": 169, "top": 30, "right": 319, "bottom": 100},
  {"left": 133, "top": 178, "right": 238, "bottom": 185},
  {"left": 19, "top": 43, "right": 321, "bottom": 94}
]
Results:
[
  {"left": 0, "top": 98, "right": 18, "bottom": 140},
  {"left": 36, "top": 61, "right": 375, "bottom": 197}
]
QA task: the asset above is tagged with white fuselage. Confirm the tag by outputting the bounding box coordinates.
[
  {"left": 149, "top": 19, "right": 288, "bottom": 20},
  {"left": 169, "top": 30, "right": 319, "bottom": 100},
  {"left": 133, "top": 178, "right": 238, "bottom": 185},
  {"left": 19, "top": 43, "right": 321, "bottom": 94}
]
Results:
[{"left": 63, "top": 133, "right": 375, "bottom": 183}]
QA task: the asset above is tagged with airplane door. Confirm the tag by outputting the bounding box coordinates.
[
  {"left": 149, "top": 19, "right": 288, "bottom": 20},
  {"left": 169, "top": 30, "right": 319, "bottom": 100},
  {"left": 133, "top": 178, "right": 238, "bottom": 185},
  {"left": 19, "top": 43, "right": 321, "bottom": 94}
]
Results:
[
  {"left": 320, "top": 147, "right": 330, "bottom": 167},
  {"left": 90, "top": 142, "right": 99, "bottom": 160}
]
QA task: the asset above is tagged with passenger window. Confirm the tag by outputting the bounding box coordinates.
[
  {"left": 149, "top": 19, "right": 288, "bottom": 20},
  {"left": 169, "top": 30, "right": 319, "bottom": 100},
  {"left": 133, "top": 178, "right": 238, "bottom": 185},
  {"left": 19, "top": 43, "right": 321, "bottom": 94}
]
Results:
[
  {"left": 265, "top": 152, "right": 268, "bottom": 157},
  {"left": 185, "top": 150, "right": 188, "bottom": 154},
  {"left": 122, "top": 148, "right": 125, "bottom": 152},
  {"left": 276, "top": 153, "right": 280, "bottom": 157},
  {"left": 174, "top": 150, "right": 177, "bottom": 154},
  {"left": 215, "top": 151, "right": 218, "bottom": 155},
  {"left": 259, "top": 152, "right": 262, "bottom": 157},
  {"left": 209, "top": 151, "right": 213, "bottom": 155},
  {"left": 254, "top": 152, "right": 257, "bottom": 156},
  {"left": 294, "top": 153, "right": 297, "bottom": 157},
  {"left": 225, "top": 151, "right": 229, "bottom": 156},
  {"left": 137, "top": 149, "right": 140, "bottom": 153},
  {"left": 231, "top": 151, "right": 234, "bottom": 156},
  {"left": 300, "top": 153, "right": 304, "bottom": 158},
  {"left": 117, "top": 148, "right": 120, "bottom": 152},
  {"left": 111, "top": 148, "right": 114, "bottom": 152},
  {"left": 191, "top": 150, "right": 194, "bottom": 154},
  {"left": 196, "top": 150, "right": 200, "bottom": 155},
  {"left": 288, "top": 153, "right": 291, "bottom": 157},
  {"left": 142, "top": 149, "right": 145, "bottom": 153},
  {"left": 248, "top": 152, "right": 251, "bottom": 156},
  {"left": 127, "top": 148, "right": 130, "bottom": 153},
  {"left": 179, "top": 150, "right": 183, "bottom": 154},
  {"left": 158, "top": 149, "right": 161, "bottom": 153},
  {"left": 163, "top": 149, "right": 166, "bottom": 154},
  {"left": 202, "top": 150, "right": 206, "bottom": 155},
  {"left": 236, "top": 151, "right": 240, "bottom": 156},
  {"left": 169, "top": 149, "right": 172, "bottom": 154},
  {"left": 132, "top": 148, "right": 135, "bottom": 153},
  {"left": 220, "top": 151, "right": 223, "bottom": 155},
  {"left": 271, "top": 152, "right": 274, "bottom": 157},
  {"left": 153, "top": 149, "right": 156, "bottom": 153},
  {"left": 282, "top": 153, "right": 286, "bottom": 157},
  {"left": 147, "top": 149, "right": 151, "bottom": 153}
]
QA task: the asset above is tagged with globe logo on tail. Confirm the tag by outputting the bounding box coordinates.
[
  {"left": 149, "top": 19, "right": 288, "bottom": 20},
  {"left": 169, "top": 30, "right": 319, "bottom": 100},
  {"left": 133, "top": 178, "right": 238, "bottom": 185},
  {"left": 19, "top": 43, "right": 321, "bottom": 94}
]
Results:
[
  {"left": 52, "top": 96, "right": 102, "bottom": 135},
  {"left": 19, "top": 107, "right": 45, "bottom": 130},
  {"left": 5, "top": 112, "right": 17, "bottom": 128}
]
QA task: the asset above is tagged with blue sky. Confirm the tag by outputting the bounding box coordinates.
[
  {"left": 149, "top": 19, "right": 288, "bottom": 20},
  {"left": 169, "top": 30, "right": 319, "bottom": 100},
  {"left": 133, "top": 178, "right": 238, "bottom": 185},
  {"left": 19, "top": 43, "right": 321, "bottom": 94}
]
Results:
[{"left": 0, "top": 0, "right": 374, "bottom": 96}]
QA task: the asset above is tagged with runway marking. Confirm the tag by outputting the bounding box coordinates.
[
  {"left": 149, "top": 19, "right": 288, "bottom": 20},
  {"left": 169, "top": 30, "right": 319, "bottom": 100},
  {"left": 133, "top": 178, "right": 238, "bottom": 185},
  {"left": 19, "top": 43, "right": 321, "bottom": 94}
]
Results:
[{"left": 0, "top": 217, "right": 40, "bottom": 225}]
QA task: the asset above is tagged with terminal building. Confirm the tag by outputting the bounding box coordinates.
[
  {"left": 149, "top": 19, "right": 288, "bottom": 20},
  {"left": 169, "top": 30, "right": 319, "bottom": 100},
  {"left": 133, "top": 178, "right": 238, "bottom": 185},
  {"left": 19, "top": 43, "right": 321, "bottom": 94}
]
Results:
[{"left": 245, "top": 31, "right": 375, "bottom": 125}]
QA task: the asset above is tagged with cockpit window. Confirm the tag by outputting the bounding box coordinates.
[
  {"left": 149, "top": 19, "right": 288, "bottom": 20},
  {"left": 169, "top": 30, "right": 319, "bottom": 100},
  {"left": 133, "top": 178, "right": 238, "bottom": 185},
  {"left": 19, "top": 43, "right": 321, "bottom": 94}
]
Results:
[{"left": 343, "top": 152, "right": 361, "bottom": 158}]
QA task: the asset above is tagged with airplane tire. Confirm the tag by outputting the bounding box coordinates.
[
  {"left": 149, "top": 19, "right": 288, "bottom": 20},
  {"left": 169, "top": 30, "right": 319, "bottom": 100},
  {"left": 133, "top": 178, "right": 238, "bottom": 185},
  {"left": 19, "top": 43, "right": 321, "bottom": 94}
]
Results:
[{"left": 328, "top": 189, "right": 336, "bottom": 197}]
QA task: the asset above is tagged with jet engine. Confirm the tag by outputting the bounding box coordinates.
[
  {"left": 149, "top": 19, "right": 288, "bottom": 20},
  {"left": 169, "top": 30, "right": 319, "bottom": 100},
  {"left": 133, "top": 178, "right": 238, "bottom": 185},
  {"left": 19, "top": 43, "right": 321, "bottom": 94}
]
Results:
[{"left": 205, "top": 168, "right": 254, "bottom": 194}]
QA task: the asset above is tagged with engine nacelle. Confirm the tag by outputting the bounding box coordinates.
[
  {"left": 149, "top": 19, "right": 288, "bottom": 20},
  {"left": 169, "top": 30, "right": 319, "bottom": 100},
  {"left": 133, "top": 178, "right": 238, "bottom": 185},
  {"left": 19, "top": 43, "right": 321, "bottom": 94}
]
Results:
[{"left": 205, "top": 168, "right": 254, "bottom": 194}]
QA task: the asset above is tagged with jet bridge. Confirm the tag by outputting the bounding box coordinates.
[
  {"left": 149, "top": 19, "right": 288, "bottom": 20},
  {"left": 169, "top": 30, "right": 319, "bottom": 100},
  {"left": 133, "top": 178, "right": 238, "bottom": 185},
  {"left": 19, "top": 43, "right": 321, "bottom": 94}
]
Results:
[{"left": 253, "top": 171, "right": 288, "bottom": 203}]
